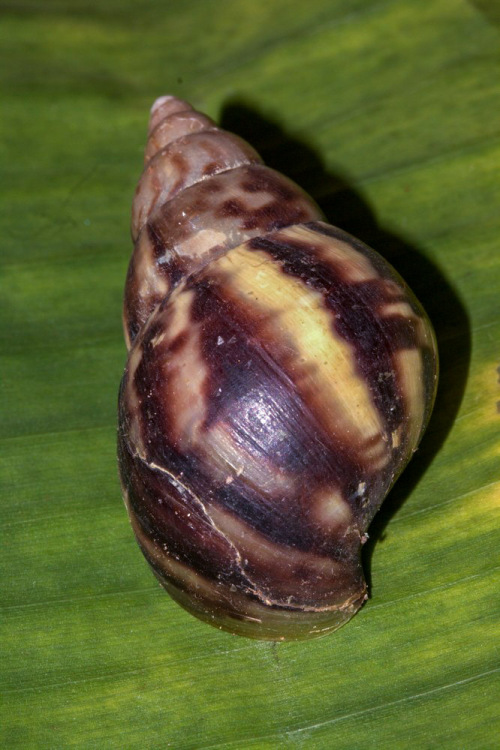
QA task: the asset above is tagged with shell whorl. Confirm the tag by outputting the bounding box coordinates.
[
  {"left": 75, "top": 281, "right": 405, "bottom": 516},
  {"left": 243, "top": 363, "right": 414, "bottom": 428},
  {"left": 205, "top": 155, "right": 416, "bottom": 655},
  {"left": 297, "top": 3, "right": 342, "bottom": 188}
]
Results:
[
  {"left": 124, "top": 96, "right": 324, "bottom": 348},
  {"left": 119, "top": 96, "right": 438, "bottom": 640}
]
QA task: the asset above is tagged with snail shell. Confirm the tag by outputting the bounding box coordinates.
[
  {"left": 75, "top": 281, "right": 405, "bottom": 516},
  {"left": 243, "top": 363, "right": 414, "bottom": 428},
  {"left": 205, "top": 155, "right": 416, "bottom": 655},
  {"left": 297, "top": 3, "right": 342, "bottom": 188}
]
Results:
[{"left": 118, "top": 96, "right": 438, "bottom": 640}]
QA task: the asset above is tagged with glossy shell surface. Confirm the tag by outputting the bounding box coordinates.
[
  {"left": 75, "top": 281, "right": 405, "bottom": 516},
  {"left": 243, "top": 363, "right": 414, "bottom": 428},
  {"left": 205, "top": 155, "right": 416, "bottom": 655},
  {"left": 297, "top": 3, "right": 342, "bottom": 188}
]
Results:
[{"left": 118, "top": 96, "right": 438, "bottom": 640}]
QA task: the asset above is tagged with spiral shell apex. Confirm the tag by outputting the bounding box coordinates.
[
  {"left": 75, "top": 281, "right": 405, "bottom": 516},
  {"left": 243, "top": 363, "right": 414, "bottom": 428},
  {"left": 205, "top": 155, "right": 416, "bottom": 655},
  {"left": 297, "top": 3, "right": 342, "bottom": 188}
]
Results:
[{"left": 118, "top": 95, "right": 438, "bottom": 640}]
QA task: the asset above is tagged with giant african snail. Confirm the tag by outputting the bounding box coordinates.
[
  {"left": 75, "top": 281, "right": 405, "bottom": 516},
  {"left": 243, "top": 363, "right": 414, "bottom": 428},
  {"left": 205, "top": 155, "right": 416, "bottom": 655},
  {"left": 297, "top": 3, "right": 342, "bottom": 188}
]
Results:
[{"left": 118, "top": 95, "right": 438, "bottom": 640}]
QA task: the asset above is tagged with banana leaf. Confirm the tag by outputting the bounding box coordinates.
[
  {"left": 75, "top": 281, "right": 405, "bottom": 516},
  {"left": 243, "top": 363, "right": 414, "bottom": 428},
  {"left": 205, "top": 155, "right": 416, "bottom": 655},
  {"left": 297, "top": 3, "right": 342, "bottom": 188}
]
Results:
[{"left": 1, "top": 1, "right": 499, "bottom": 747}]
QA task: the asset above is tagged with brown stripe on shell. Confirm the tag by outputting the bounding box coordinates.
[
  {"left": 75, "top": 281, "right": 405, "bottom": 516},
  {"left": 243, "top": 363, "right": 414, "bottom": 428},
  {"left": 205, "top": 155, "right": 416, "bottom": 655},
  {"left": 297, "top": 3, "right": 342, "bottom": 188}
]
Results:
[
  {"left": 124, "top": 164, "right": 323, "bottom": 346},
  {"left": 131, "top": 131, "right": 262, "bottom": 240},
  {"left": 191, "top": 240, "right": 391, "bottom": 474},
  {"left": 121, "top": 478, "right": 362, "bottom": 640},
  {"left": 123, "top": 223, "right": 170, "bottom": 349},
  {"left": 307, "top": 221, "right": 438, "bottom": 444},
  {"left": 118, "top": 429, "right": 243, "bottom": 585},
  {"left": 244, "top": 224, "right": 435, "bottom": 461},
  {"left": 118, "top": 426, "right": 365, "bottom": 619}
]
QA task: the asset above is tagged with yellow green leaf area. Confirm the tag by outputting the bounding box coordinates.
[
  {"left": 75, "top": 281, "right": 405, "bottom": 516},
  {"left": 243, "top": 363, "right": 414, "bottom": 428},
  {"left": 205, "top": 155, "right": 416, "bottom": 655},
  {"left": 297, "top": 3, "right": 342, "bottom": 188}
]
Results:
[{"left": 1, "top": 0, "right": 499, "bottom": 748}]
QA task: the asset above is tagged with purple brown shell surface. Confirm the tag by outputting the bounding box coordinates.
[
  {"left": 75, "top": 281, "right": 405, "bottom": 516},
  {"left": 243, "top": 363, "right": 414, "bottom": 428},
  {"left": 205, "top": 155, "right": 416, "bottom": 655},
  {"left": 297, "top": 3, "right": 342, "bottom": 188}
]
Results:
[{"left": 118, "top": 95, "right": 438, "bottom": 640}]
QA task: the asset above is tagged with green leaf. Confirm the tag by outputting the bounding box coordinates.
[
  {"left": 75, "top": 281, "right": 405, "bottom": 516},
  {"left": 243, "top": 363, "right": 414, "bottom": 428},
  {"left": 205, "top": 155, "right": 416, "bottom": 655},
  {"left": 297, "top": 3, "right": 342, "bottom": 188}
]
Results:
[{"left": 1, "top": 1, "right": 499, "bottom": 747}]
